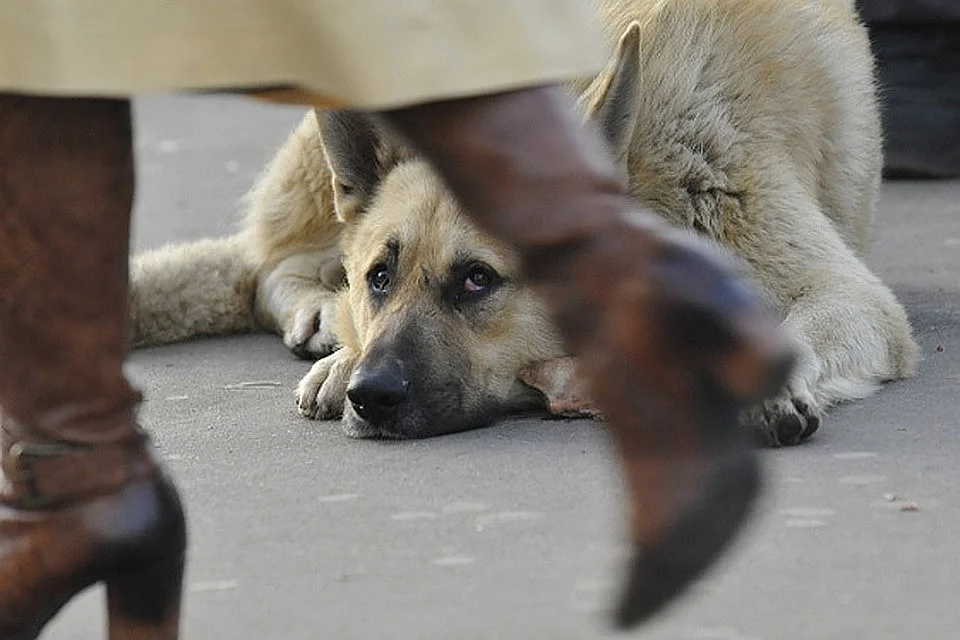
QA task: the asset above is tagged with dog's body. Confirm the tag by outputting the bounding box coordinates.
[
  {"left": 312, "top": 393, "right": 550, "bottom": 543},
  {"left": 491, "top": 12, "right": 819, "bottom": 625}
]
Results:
[{"left": 131, "top": 0, "right": 918, "bottom": 445}]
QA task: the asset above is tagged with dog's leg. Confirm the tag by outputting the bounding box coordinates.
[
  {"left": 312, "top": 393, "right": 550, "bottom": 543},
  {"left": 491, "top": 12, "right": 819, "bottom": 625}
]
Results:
[
  {"left": 519, "top": 356, "right": 604, "bottom": 419},
  {"left": 722, "top": 181, "right": 919, "bottom": 445},
  {"left": 744, "top": 261, "right": 918, "bottom": 446},
  {"left": 255, "top": 250, "right": 344, "bottom": 358},
  {"left": 242, "top": 110, "right": 347, "bottom": 359},
  {"left": 296, "top": 346, "right": 357, "bottom": 420}
]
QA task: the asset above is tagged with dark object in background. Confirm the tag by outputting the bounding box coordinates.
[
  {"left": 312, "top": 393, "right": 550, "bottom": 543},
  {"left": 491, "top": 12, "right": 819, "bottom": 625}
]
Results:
[
  {"left": 858, "top": 0, "right": 960, "bottom": 23},
  {"left": 858, "top": 0, "right": 960, "bottom": 178}
]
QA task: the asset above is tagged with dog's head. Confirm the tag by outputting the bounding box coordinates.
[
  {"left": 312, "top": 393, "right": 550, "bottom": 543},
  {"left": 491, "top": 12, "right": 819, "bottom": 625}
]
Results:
[
  {"left": 320, "top": 112, "right": 562, "bottom": 438},
  {"left": 319, "top": 24, "right": 643, "bottom": 439}
]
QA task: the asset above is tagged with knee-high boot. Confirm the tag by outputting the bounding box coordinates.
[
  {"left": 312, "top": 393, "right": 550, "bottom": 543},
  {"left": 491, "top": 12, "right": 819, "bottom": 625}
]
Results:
[
  {"left": 0, "top": 95, "right": 186, "bottom": 639},
  {"left": 382, "top": 87, "right": 795, "bottom": 627}
]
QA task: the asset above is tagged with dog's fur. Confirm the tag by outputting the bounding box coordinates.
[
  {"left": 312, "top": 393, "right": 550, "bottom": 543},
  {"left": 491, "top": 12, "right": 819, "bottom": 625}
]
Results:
[{"left": 131, "top": 0, "right": 918, "bottom": 445}]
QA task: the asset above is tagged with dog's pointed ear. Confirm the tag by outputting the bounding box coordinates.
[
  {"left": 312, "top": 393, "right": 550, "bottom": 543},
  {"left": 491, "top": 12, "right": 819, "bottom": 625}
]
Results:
[
  {"left": 586, "top": 22, "right": 641, "bottom": 164},
  {"left": 320, "top": 110, "right": 383, "bottom": 223}
]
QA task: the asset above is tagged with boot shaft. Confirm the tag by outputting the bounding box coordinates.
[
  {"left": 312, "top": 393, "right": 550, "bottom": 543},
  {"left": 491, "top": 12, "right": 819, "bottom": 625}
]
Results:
[{"left": 0, "top": 95, "right": 143, "bottom": 445}]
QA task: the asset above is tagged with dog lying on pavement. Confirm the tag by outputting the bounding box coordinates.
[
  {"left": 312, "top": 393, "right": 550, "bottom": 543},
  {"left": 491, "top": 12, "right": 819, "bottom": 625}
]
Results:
[{"left": 130, "top": 0, "right": 918, "bottom": 446}]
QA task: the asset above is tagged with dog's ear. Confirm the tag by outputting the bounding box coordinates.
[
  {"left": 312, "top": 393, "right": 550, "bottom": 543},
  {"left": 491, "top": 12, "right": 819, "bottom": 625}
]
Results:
[
  {"left": 585, "top": 22, "right": 641, "bottom": 165},
  {"left": 320, "top": 110, "right": 384, "bottom": 223}
]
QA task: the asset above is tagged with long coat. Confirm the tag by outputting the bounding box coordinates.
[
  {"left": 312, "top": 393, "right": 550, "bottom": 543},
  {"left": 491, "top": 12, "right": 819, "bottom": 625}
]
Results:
[{"left": 0, "top": 1, "right": 606, "bottom": 108}]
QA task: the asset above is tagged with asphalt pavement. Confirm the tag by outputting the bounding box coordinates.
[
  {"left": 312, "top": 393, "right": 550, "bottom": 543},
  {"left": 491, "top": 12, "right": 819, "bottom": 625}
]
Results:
[{"left": 45, "top": 95, "right": 960, "bottom": 640}]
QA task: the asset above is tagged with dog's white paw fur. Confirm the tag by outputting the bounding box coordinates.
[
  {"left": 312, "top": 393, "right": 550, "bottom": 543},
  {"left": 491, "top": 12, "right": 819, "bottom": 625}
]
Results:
[{"left": 296, "top": 348, "right": 357, "bottom": 420}]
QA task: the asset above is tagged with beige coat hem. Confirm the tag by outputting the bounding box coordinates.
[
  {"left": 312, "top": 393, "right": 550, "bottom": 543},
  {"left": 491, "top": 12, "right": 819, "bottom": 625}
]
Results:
[{"left": 0, "top": 1, "right": 606, "bottom": 109}]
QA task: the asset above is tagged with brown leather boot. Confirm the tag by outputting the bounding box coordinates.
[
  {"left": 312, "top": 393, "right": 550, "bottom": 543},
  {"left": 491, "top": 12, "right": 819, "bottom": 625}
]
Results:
[
  {"left": 0, "top": 95, "right": 186, "bottom": 639},
  {"left": 383, "top": 86, "right": 794, "bottom": 627}
]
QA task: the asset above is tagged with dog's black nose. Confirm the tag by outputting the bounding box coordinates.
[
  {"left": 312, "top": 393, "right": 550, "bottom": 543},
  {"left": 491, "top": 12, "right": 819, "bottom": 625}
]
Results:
[{"left": 347, "top": 358, "right": 408, "bottom": 425}]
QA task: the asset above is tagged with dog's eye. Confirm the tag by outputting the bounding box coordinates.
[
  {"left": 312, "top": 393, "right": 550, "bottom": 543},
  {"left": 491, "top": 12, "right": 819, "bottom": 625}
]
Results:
[
  {"left": 461, "top": 265, "right": 498, "bottom": 297},
  {"left": 368, "top": 264, "right": 391, "bottom": 294}
]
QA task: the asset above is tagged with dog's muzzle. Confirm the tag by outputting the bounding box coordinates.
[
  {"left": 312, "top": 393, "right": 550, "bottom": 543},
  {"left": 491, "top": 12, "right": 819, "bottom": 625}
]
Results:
[{"left": 346, "top": 356, "right": 409, "bottom": 427}]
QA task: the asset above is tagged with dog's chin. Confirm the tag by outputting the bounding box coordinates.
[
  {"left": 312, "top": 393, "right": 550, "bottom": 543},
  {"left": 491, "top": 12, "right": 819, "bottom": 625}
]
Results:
[
  {"left": 338, "top": 400, "right": 503, "bottom": 440},
  {"left": 338, "top": 415, "right": 395, "bottom": 439}
]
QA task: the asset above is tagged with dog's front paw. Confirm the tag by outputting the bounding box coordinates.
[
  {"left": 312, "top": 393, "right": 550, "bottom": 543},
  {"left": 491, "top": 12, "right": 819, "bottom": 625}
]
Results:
[
  {"left": 296, "top": 348, "right": 356, "bottom": 420},
  {"left": 741, "top": 382, "right": 821, "bottom": 447},
  {"left": 284, "top": 298, "right": 339, "bottom": 359},
  {"left": 518, "top": 357, "right": 605, "bottom": 420}
]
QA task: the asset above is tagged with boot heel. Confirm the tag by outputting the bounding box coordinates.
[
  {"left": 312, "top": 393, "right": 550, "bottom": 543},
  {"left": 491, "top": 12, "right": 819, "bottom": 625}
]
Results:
[{"left": 106, "top": 553, "right": 185, "bottom": 640}]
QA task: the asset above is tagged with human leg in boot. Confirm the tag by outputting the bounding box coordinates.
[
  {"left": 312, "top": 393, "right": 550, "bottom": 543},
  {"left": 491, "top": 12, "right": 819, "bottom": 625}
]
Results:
[
  {"left": 0, "top": 95, "right": 186, "bottom": 639},
  {"left": 381, "top": 86, "right": 796, "bottom": 626}
]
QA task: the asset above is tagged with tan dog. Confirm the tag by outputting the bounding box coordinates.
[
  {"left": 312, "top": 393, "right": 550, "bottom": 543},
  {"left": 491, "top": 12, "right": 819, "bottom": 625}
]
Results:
[{"left": 131, "top": 0, "right": 918, "bottom": 445}]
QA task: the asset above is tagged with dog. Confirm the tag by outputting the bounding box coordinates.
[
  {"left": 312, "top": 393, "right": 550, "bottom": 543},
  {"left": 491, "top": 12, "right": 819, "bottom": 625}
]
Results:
[{"left": 130, "top": 0, "right": 918, "bottom": 445}]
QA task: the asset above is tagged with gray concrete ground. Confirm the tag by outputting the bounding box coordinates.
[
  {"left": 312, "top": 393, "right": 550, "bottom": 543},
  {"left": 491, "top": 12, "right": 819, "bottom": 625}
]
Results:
[{"left": 46, "top": 96, "right": 959, "bottom": 639}]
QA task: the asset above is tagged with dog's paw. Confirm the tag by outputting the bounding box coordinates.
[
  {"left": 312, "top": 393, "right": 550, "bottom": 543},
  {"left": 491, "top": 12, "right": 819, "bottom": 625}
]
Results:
[
  {"left": 518, "top": 357, "right": 605, "bottom": 420},
  {"left": 296, "top": 348, "right": 356, "bottom": 420},
  {"left": 283, "top": 300, "right": 339, "bottom": 360},
  {"left": 741, "top": 385, "right": 821, "bottom": 447}
]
